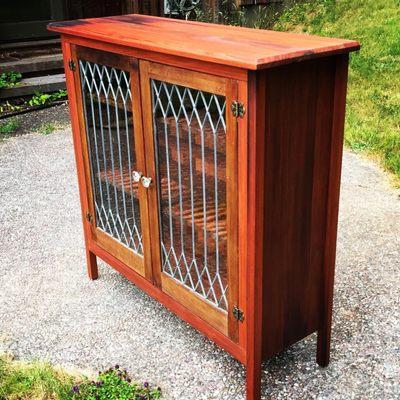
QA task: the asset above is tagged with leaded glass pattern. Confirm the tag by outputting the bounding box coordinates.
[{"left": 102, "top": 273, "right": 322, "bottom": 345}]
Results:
[
  {"left": 79, "top": 60, "right": 143, "bottom": 255},
  {"left": 152, "top": 80, "right": 228, "bottom": 311}
]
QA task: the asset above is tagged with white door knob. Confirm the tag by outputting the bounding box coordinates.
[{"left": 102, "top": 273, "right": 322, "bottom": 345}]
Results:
[
  {"left": 132, "top": 170, "right": 142, "bottom": 183},
  {"left": 141, "top": 176, "right": 152, "bottom": 188}
]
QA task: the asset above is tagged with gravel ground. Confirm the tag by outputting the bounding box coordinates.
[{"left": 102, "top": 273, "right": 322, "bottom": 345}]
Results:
[{"left": 0, "top": 105, "right": 399, "bottom": 399}]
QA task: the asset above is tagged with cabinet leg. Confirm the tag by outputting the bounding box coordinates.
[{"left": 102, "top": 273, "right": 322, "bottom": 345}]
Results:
[
  {"left": 86, "top": 249, "right": 98, "bottom": 280},
  {"left": 246, "top": 361, "right": 262, "bottom": 400},
  {"left": 317, "top": 326, "right": 331, "bottom": 367}
]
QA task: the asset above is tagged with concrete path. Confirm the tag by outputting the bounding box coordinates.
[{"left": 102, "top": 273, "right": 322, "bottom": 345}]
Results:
[{"left": 1, "top": 105, "right": 399, "bottom": 399}]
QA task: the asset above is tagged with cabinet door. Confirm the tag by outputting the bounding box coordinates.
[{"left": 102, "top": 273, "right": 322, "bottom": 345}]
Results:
[
  {"left": 140, "top": 61, "right": 239, "bottom": 339},
  {"left": 72, "top": 46, "right": 150, "bottom": 278}
]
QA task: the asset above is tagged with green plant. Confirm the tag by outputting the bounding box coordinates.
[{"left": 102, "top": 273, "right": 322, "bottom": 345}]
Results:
[
  {"left": 167, "top": 0, "right": 200, "bottom": 18},
  {"left": 28, "top": 89, "right": 68, "bottom": 107},
  {"left": 40, "top": 122, "right": 57, "bottom": 135},
  {"left": 0, "top": 354, "right": 74, "bottom": 399},
  {"left": 192, "top": 0, "right": 280, "bottom": 29},
  {"left": 0, "top": 71, "right": 22, "bottom": 89},
  {"left": 0, "top": 355, "right": 161, "bottom": 400},
  {"left": 71, "top": 366, "right": 161, "bottom": 400},
  {"left": 193, "top": 0, "right": 244, "bottom": 25},
  {"left": 0, "top": 100, "right": 22, "bottom": 114},
  {"left": 0, "top": 117, "right": 20, "bottom": 136},
  {"left": 52, "top": 89, "right": 68, "bottom": 100}
]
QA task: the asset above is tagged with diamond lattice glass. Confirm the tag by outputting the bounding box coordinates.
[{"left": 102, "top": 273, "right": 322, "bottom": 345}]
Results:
[
  {"left": 152, "top": 80, "right": 228, "bottom": 311},
  {"left": 79, "top": 60, "right": 143, "bottom": 255}
]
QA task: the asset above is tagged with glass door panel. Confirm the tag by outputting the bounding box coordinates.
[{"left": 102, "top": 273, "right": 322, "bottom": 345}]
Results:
[
  {"left": 74, "top": 47, "right": 147, "bottom": 276},
  {"left": 141, "top": 61, "right": 238, "bottom": 338},
  {"left": 152, "top": 80, "right": 228, "bottom": 311}
]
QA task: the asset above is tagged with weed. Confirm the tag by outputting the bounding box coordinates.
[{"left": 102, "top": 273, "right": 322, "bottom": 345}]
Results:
[
  {"left": 28, "top": 89, "right": 67, "bottom": 107},
  {"left": 0, "top": 118, "right": 20, "bottom": 137},
  {"left": 39, "top": 123, "right": 57, "bottom": 135},
  {"left": 0, "top": 354, "right": 74, "bottom": 399},
  {"left": 0, "top": 71, "right": 22, "bottom": 89},
  {"left": 71, "top": 365, "right": 161, "bottom": 400},
  {"left": 0, "top": 100, "right": 22, "bottom": 114},
  {"left": 0, "top": 355, "right": 162, "bottom": 400}
]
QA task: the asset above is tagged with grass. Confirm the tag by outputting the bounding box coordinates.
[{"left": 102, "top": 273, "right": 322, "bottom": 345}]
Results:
[
  {"left": 273, "top": 0, "right": 400, "bottom": 183},
  {"left": 40, "top": 123, "right": 57, "bottom": 136},
  {"left": 0, "top": 354, "right": 74, "bottom": 399},
  {"left": 0, "top": 118, "right": 20, "bottom": 138},
  {"left": 0, "top": 354, "right": 161, "bottom": 400}
]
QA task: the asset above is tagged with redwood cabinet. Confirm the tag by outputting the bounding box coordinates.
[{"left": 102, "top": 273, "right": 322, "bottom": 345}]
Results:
[{"left": 49, "top": 15, "right": 359, "bottom": 399}]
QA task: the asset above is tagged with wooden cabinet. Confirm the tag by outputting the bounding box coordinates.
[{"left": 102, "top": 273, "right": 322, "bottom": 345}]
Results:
[{"left": 49, "top": 15, "right": 359, "bottom": 400}]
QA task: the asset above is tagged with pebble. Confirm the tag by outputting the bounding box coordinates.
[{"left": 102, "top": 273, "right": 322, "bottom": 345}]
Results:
[{"left": 0, "top": 106, "right": 399, "bottom": 399}]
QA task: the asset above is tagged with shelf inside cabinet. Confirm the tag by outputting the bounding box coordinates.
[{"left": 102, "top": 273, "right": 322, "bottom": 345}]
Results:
[{"left": 97, "top": 167, "right": 227, "bottom": 243}]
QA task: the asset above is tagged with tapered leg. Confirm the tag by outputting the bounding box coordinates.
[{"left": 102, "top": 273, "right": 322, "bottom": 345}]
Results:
[
  {"left": 317, "top": 326, "right": 331, "bottom": 367},
  {"left": 317, "top": 55, "right": 349, "bottom": 369},
  {"left": 246, "top": 361, "right": 262, "bottom": 400},
  {"left": 86, "top": 249, "right": 98, "bottom": 280},
  {"left": 316, "top": 250, "right": 334, "bottom": 368}
]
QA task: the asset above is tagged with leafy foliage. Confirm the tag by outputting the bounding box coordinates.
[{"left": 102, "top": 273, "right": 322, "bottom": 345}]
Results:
[
  {"left": 70, "top": 366, "right": 161, "bottom": 400},
  {"left": 0, "top": 100, "right": 22, "bottom": 114},
  {"left": 167, "top": 0, "right": 200, "bottom": 17},
  {"left": 0, "top": 118, "right": 20, "bottom": 137},
  {"left": 0, "top": 355, "right": 161, "bottom": 400},
  {"left": 192, "top": 0, "right": 281, "bottom": 28},
  {"left": 28, "top": 90, "right": 68, "bottom": 107},
  {"left": 0, "top": 71, "right": 22, "bottom": 89},
  {"left": 39, "top": 123, "right": 57, "bottom": 135},
  {"left": 0, "top": 89, "right": 67, "bottom": 115}
]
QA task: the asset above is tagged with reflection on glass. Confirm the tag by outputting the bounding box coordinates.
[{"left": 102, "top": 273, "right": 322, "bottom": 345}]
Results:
[
  {"left": 79, "top": 60, "right": 143, "bottom": 255},
  {"left": 152, "top": 80, "right": 228, "bottom": 311}
]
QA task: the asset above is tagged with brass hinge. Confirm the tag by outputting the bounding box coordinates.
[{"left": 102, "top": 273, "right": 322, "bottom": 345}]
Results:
[
  {"left": 231, "top": 101, "right": 246, "bottom": 118},
  {"left": 68, "top": 59, "right": 76, "bottom": 71},
  {"left": 85, "top": 212, "right": 93, "bottom": 223},
  {"left": 233, "top": 306, "right": 244, "bottom": 322}
]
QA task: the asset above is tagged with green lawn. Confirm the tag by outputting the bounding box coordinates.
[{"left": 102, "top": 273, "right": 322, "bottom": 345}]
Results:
[{"left": 273, "top": 0, "right": 400, "bottom": 183}]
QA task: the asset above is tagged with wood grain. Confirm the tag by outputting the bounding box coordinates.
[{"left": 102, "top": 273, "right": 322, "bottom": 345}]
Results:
[
  {"left": 139, "top": 59, "right": 163, "bottom": 289},
  {"left": 48, "top": 14, "right": 360, "bottom": 70},
  {"left": 161, "top": 274, "right": 228, "bottom": 336},
  {"left": 130, "top": 58, "right": 154, "bottom": 282},
  {"left": 62, "top": 40, "right": 98, "bottom": 281},
  {"left": 237, "top": 76, "right": 249, "bottom": 350},
  {"left": 260, "top": 56, "right": 345, "bottom": 363},
  {"left": 245, "top": 71, "right": 266, "bottom": 400},
  {"left": 139, "top": 60, "right": 240, "bottom": 342},
  {"left": 62, "top": 34, "right": 248, "bottom": 81},
  {"left": 317, "top": 54, "right": 349, "bottom": 367},
  {"left": 226, "top": 78, "right": 240, "bottom": 343},
  {"left": 72, "top": 46, "right": 148, "bottom": 278}
]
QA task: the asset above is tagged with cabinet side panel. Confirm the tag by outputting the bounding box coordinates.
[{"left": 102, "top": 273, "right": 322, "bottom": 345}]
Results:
[{"left": 262, "top": 57, "right": 337, "bottom": 358}]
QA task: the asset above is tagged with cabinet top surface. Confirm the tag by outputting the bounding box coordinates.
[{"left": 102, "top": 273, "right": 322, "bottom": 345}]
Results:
[{"left": 48, "top": 14, "right": 360, "bottom": 70}]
